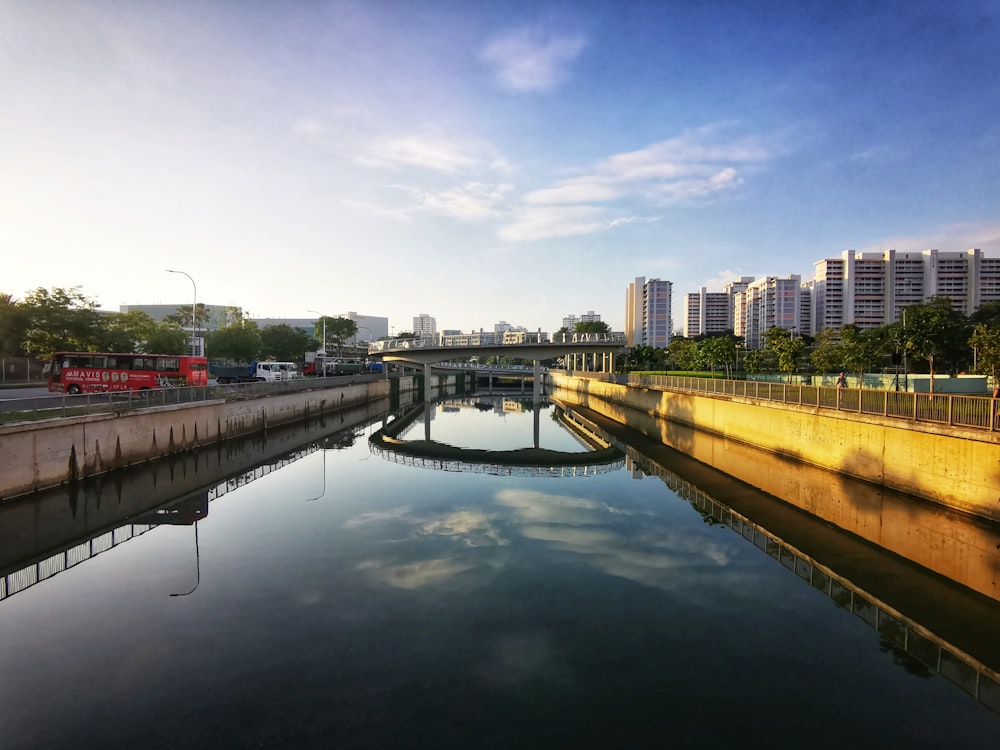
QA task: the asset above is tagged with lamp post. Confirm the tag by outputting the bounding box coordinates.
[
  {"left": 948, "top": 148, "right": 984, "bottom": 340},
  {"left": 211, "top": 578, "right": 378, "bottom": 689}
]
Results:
[
  {"left": 165, "top": 269, "right": 197, "bottom": 356},
  {"left": 308, "top": 310, "right": 327, "bottom": 353},
  {"left": 308, "top": 310, "right": 327, "bottom": 375}
]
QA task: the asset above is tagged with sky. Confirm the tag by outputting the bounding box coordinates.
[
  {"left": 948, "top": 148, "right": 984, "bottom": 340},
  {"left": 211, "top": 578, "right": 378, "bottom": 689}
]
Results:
[{"left": 3, "top": 0, "right": 1000, "bottom": 334}]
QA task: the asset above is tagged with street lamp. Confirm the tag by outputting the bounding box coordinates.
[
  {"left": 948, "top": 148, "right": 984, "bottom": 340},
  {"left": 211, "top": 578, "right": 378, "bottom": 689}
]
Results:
[
  {"left": 307, "top": 310, "right": 327, "bottom": 354},
  {"left": 355, "top": 326, "right": 373, "bottom": 346},
  {"left": 165, "top": 269, "right": 197, "bottom": 356}
]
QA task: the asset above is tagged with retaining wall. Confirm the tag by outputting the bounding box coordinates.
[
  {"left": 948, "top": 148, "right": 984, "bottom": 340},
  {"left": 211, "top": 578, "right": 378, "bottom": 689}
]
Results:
[
  {"left": 549, "top": 372, "right": 1000, "bottom": 523},
  {"left": 0, "top": 377, "right": 434, "bottom": 501}
]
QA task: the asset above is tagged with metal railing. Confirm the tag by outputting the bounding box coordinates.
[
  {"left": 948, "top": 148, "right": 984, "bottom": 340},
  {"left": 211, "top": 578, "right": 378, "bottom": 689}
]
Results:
[
  {"left": 567, "top": 372, "right": 999, "bottom": 432},
  {"left": 0, "top": 373, "right": 384, "bottom": 425},
  {"left": 369, "top": 332, "right": 625, "bottom": 354}
]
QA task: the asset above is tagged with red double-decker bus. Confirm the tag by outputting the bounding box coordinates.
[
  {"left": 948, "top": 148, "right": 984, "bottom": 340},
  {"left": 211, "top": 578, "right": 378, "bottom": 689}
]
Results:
[{"left": 44, "top": 352, "right": 209, "bottom": 394}]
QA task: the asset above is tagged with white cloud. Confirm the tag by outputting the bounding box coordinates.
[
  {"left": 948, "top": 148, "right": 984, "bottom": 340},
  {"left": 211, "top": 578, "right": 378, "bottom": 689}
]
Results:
[
  {"left": 498, "top": 124, "right": 777, "bottom": 242},
  {"left": 390, "top": 181, "right": 514, "bottom": 221},
  {"left": 480, "top": 26, "right": 586, "bottom": 92},
  {"left": 498, "top": 204, "right": 623, "bottom": 242},
  {"left": 858, "top": 220, "right": 1000, "bottom": 256}
]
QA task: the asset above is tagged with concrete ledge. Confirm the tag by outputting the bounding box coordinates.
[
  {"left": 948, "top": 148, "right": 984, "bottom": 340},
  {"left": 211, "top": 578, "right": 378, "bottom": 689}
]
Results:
[
  {"left": 549, "top": 372, "right": 1000, "bottom": 523},
  {"left": 0, "top": 378, "right": 407, "bottom": 500}
]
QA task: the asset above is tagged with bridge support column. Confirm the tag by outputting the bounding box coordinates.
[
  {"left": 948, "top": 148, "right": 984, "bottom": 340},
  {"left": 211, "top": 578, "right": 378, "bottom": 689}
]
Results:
[{"left": 424, "top": 363, "right": 432, "bottom": 403}]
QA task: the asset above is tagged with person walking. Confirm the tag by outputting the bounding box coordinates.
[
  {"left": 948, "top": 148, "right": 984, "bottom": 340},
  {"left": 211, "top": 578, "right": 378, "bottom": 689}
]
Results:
[{"left": 836, "top": 372, "right": 847, "bottom": 388}]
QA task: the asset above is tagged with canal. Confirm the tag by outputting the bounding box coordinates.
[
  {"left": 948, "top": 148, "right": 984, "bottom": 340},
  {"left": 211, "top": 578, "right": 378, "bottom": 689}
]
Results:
[{"left": 1, "top": 388, "right": 998, "bottom": 748}]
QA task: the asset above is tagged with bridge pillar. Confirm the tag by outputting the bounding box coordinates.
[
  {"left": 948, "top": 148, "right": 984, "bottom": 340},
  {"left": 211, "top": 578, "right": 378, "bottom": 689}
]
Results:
[{"left": 424, "top": 363, "right": 432, "bottom": 403}]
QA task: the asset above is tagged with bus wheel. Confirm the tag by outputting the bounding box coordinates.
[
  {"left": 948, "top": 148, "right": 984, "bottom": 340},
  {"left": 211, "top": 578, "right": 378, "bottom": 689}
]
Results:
[{"left": 67, "top": 385, "right": 82, "bottom": 395}]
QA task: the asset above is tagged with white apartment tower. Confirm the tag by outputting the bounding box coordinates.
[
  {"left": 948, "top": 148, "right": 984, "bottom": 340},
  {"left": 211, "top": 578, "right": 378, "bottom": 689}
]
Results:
[
  {"left": 742, "top": 275, "right": 802, "bottom": 349},
  {"left": 809, "top": 248, "right": 1000, "bottom": 333},
  {"left": 683, "top": 288, "right": 732, "bottom": 338},
  {"left": 626, "top": 277, "right": 672, "bottom": 348},
  {"left": 412, "top": 313, "right": 436, "bottom": 338}
]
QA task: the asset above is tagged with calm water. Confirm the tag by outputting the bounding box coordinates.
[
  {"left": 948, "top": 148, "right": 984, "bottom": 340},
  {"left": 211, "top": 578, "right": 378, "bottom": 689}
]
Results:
[{"left": 1, "top": 393, "right": 998, "bottom": 749}]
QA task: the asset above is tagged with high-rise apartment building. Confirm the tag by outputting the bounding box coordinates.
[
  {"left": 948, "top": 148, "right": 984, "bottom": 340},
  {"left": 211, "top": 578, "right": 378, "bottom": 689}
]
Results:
[
  {"left": 810, "top": 248, "right": 1000, "bottom": 332},
  {"left": 412, "top": 313, "right": 436, "bottom": 338},
  {"left": 742, "top": 275, "right": 802, "bottom": 349},
  {"left": 683, "top": 288, "right": 731, "bottom": 338},
  {"left": 625, "top": 277, "right": 672, "bottom": 348}
]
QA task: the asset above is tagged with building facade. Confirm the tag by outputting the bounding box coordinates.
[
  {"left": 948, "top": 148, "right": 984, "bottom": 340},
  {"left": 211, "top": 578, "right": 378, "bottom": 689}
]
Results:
[
  {"left": 683, "top": 288, "right": 732, "bottom": 338},
  {"left": 625, "top": 277, "right": 672, "bottom": 348},
  {"left": 412, "top": 313, "right": 437, "bottom": 338},
  {"left": 809, "top": 248, "right": 1000, "bottom": 333}
]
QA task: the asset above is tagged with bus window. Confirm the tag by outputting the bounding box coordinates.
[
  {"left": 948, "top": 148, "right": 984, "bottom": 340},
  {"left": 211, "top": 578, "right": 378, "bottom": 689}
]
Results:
[{"left": 157, "top": 357, "right": 180, "bottom": 372}]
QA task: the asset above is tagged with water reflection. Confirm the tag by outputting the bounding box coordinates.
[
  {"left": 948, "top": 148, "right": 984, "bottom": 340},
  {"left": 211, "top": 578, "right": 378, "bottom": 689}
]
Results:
[
  {"left": 1, "top": 391, "right": 999, "bottom": 747},
  {"left": 369, "top": 395, "right": 625, "bottom": 476}
]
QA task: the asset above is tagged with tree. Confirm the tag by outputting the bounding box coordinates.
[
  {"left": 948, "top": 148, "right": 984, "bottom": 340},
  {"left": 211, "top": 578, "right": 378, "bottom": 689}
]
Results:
[
  {"left": 839, "top": 324, "right": 887, "bottom": 383},
  {"left": 742, "top": 348, "right": 770, "bottom": 374},
  {"left": 324, "top": 317, "right": 358, "bottom": 354},
  {"left": 98, "top": 310, "right": 158, "bottom": 353},
  {"left": 627, "top": 345, "right": 657, "bottom": 371},
  {"left": 205, "top": 320, "right": 262, "bottom": 362},
  {"left": 21, "top": 287, "right": 104, "bottom": 357},
  {"left": 164, "top": 302, "right": 212, "bottom": 330},
  {"left": 144, "top": 323, "right": 190, "bottom": 355},
  {"left": 0, "top": 293, "right": 30, "bottom": 356},
  {"left": 971, "top": 301, "right": 1000, "bottom": 328},
  {"left": 667, "top": 338, "right": 700, "bottom": 371},
  {"left": 699, "top": 336, "right": 737, "bottom": 377},
  {"left": 763, "top": 327, "right": 805, "bottom": 382},
  {"left": 260, "top": 324, "right": 316, "bottom": 361},
  {"left": 574, "top": 320, "right": 611, "bottom": 334},
  {"left": 970, "top": 323, "right": 1000, "bottom": 384},
  {"left": 810, "top": 327, "right": 843, "bottom": 374},
  {"left": 897, "top": 298, "right": 971, "bottom": 393}
]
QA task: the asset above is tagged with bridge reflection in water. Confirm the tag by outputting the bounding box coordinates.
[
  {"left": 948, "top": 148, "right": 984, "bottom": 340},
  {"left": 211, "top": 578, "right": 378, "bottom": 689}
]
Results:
[
  {"left": 2, "top": 389, "right": 998, "bottom": 720},
  {"left": 368, "top": 396, "right": 626, "bottom": 477}
]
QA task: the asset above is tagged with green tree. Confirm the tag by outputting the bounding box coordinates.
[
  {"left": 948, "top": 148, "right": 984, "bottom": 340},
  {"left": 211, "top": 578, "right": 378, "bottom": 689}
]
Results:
[
  {"left": 324, "top": 317, "right": 358, "bottom": 354},
  {"left": 810, "top": 327, "right": 843, "bottom": 374},
  {"left": 0, "top": 293, "right": 30, "bottom": 356},
  {"left": 144, "top": 323, "right": 190, "bottom": 355},
  {"left": 98, "top": 310, "right": 158, "bottom": 353},
  {"left": 574, "top": 320, "right": 611, "bottom": 334},
  {"left": 667, "top": 338, "right": 700, "bottom": 371},
  {"left": 206, "top": 320, "right": 262, "bottom": 362},
  {"left": 260, "top": 324, "right": 316, "bottom": 361},
  {"left": 897, "top": 298, "right": 971, "bottom": 393},
  {"left": 970, "top": 301, "right": 1000, "bottom": 328},
  {"left": 763, "top": 327, "right": 805, "bottom": 382},
  {"left": 742, "top": 348, "right": 770, "bottom": 374},
  {"left": 699, "top": 336, "right": 737, "bottom": 377},
  {"left": 839, "top": 324, "right": 887, "bottom": 382},
  {"left": 164, "top": 302, "right": 212, "bottom": 330},
  {"left": 21, "top": 287, "right": 104, "bottom": 357},
  {"left": 627, "top": 345, "right": 657, "bottom": 371},
  {"left": 970, "top": 323, "right": 1000, "bottom": 384}
]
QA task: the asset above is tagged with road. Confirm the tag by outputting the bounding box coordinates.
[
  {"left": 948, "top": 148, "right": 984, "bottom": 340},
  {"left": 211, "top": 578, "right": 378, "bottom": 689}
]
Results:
[{"left": 0, "top": 386, "right": 71, "bottom": 416}]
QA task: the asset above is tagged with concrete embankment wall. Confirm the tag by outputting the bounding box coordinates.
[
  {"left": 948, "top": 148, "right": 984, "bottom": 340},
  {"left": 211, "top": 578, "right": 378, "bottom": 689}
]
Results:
[
  {"left": 549, "top": 372, "right": 1000, "bottom": 523},
  {"left": 0, "top": 375, "right": 460, "bottom": 501}
]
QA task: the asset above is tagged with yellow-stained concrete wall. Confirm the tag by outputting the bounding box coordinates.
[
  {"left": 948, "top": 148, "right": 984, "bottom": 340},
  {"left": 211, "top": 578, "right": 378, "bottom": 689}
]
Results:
[
  {"left": 549, "top": 373, "right": 1000, "bottom": 522},
  {"left": 0, "top": 378, "right": 419, "bottom": 500}
]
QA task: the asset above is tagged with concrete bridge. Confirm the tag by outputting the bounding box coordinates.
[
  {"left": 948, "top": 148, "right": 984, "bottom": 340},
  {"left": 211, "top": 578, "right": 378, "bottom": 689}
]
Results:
[
  {"left": 368, "top": 332, "right": 626, "bottom": 401},
  {"left": 368, "top": 332, "right": 626, "bottom": 371}
]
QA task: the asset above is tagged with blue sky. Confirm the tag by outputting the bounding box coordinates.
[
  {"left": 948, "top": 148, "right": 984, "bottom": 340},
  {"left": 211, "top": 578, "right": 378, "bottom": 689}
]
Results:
[{"left": 3, "top": 0, "right": 999, "bottom": 333}]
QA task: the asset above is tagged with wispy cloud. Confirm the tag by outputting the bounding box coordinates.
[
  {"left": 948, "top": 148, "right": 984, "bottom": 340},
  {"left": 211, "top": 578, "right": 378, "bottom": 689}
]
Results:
[
  {"left": 389, "top": 181, "right": 514, "bottom": 221},
  {"left": 500, "top": 124, "right": 776, "bottom": 242},
  {"left": 480, "top": 26, "right": 586, "bottom": 92},
  {"left": 858, "top": 220, "right": 1000, "bottom": 255}
]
